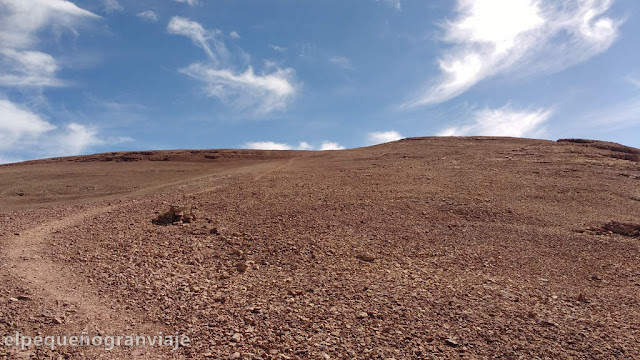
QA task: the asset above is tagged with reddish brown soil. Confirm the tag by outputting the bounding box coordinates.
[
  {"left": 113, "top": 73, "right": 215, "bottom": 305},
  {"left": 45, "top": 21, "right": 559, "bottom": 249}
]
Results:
[{"left": 1, "top": 137, "right": 639, "bottom": 359}]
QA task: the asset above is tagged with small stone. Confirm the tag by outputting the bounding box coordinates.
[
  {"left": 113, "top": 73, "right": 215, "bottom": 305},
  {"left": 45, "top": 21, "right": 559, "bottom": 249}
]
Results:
[
  {"left": 356, "top": 254, "right": 375, "bottom": 262},
  {"left": 231, "top": 249, "right": 244, "bottom": 255},
  {"left": 8, "top": 297, "right": 18, "bottom": 302},
  {"left": 230, "top": 352, "right": 241, "bottom": 359},
  {"left": 445, "top": 338, "right": 459, "bottom": 347},
  {"left": 231, "top": 232, "right": 242, "bottom": 237},
  {"left": 356, "top": 311, "right": 369, "bottom": 319},
  {"left": 52, "top": 317, "right": 63, "bottom": 325},
  {"left": 231, "top": 333, "right": 242, "bottom": 342},
  {"left": 236, "top": 262, "right": 248, "bottom": 273}
]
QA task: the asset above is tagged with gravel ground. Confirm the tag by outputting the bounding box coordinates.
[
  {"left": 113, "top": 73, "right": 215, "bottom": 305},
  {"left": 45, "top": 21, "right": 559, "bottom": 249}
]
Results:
[{"left": 1, "top": 137, "right": 639, "bottom": 359}]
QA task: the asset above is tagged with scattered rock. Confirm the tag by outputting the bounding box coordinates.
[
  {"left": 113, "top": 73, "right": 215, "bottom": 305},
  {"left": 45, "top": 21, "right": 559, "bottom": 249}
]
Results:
[
  {"left": 152, "top": 206, "right": 197, "bottom": 225},
  {"left": 236, "top": 262, "right": 248, "bottom": 273},
  {"left": 230, "top": 351, "right": 241, "bottom": 359},
  {"left": 356, "top": 311, "right": 369, "bottom": 319},
  {"left": 210, "top": 227, "right": 220, "bottom": 235},
  {"left": 603, "top": 221, "right": 640, "bottom": 237},
  {"left": 577, "top": 293, "right": 589, "bottom": 303},
  {"left": 445, "top": 338, "right": 459, "bottom": 347},
  {"left": 231, "top": 333, "right": 243, "bottom": 342},
  {"left": 52, "top": 317, "right": 63, "bottom": 325},
  {"left": 356, "top": 254, "right": 376, "bottom": 262}
]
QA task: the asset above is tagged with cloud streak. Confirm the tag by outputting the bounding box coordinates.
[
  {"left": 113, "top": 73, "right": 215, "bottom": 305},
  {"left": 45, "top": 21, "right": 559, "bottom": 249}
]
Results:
[
  {"left": 0, "top": 0, "right": 99, "bottom": 88},
  {"left": 438, "top": 105, "right": 552, "bottom": 138},
  {"left": 173, "top": 0, "right": 198, "bottom": 6},
  {"left": 404, "top": 0, "right": 621, "bottom": 108},
  {"left": 368, "top": 131, "right": 403, "bottom": 144},
  {"left": 137, "top": 10, "right": 158, "bottom": 22},
  {"left": 377, "top": 0, "right": 402, "bottom": 11},
  {"left": 169, "top": 17, "right": 299, "bottom": 115},
  {"left": 0, "top": 98, "right": 115, "bottom": 160},
  {"left": 242, "top": 140, "right": 345, "bottom": 151}
]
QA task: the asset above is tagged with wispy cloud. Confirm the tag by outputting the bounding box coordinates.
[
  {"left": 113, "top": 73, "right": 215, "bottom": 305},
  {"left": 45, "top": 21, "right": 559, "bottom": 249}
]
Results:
[
  {"left": 368, "top": 130, "right": 403, "bottom": 144},
  {"left": 173, "top": 0, "right": 198, "bottom": 6},
  {"left": 242, "top": 140, "right": 344, "bottom": 150},
  {"left": 102, "top": 0, "right": 123, "bottom": 13},
  {"left": 0, "top": 0, "right": 99, "bottom": 88},
  {"left": 0, "top": 49, "right": 64, "bottom": 87},
  {"left": 0, "top": 98, "right": 119, "bottom": 160},
  {"left": 0, "top": 99, "right": 55, "bottom": 151},
  {"left": 438, "top": 105, "right": 552, "bottom": 137},
  {"left": 230, "top": 31, "right": 241, "bottom": 39},
  {"left": 329, "top": 56, "right": 354, "bottom": 70},
  {"left": 404, "top": 0, "right": 622, "bottom": 108},
  {"left": 270, "top": 44, "right": 286, "bottom": 53},
  {"left": 168, "top": 16, "right": 227, "bottom": 64},
  {"left": 180, "top": 64, "right": 298, "bottom": 114},
  {"left": 169, "top": 17, "right": 299, "bottom": 115},
  {"left": 376, "top": 0, "right": 402, "bottom": 11},
  {"left": 136, "top": 10, "right": 158, "bottom": 22}
]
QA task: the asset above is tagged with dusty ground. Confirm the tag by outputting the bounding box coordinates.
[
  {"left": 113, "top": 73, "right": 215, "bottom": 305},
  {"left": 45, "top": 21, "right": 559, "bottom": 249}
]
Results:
[{"left": 0, "top": 137, "right": 639, "bottom": 359}]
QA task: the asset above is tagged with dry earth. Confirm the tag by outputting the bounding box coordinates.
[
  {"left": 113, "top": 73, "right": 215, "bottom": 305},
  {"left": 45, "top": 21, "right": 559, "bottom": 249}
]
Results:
[{"left": 0, "top": 137, "right": 639, "bottom": 359}]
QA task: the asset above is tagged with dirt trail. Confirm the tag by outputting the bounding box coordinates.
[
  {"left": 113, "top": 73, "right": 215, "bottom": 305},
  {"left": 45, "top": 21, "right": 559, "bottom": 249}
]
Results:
[
  {"left": 5, "top": 203, "right": 177, "bottom": 359},
  {"left": 252, "top": 158, "right": 296, "bottom": 181},
  {"left": 2, "top": 158, "right": 297, "bottom": 358}
]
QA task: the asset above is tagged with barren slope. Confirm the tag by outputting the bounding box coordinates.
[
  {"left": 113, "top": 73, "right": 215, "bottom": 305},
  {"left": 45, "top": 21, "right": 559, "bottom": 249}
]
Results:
[{"left": 1, "top": 137, "right": 639, "bottom": 359}]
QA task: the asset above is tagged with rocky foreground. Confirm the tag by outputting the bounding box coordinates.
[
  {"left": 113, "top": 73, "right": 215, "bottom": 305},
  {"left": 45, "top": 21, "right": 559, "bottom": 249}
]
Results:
[{"left": 1, "top": 137, "right": 639, "bottom": 359}]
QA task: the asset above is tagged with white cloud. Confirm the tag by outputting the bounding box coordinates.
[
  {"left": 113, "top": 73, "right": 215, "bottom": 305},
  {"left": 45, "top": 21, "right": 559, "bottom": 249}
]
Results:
[
  {"left": 0, "top": 0, "right": 99, "bottom": 49},
  {"left": 405, "top": 0, "right": 621, "bottom": 108},
  {"left": 0, "top": 99, "right": 56, "bottom": 150},
  {"left": 173, "top": 0, "right": 198, "bottom": 6},
  {"left": 377, "top": 0, "right": 402, "bottom": 11},
  {"left": 0, "top": 0, "right": 99, "bottom": 88},
  {"left": 0, "top": 49, "right": 63, "bottom": 87},
  {"left": 329, "top": 56, "right": 354, "bottom": 70},
  {"left": 230, "top": 31, "right": 241, "bottom": 39},
  {"left": 169, "top": 17, "right": 299, "bottom": 114},
  {"left": 168, "top": 17, "right": 227, "bottom": 64},
  {"left": 0, "top": 99, "right": 111, "bottom": 159},
  {"left": 270, "top": 44, "right": 286, "bottom": 53},
  {"left": 50, "top": 123, "right": 104, "bottom": 156},
  {"left": 438, "top": 105, "right": 552, "bottom": 138},
  {"left": 368, "top": 130, "right": 403, "bottom": 145},
  {"left": 136, "top": 10, "right": 158, "bottom": 22},
  {"left": 242, "top": 140, "right": 344, "bottom": 151},
  {"left": 297, "top": 141, "right": 313, "bottom": 150},
  {"left": 102, "top": 0, "right": 123, "bottom": 13},
  {"left": 180, "top": 64, "right": 298, "bottom": 114},
  {"left": 320, "top": 141, "right": 345, "bottom": 150},
  {"left": 243, "top": 141, "right": 292, "bottom": 150}
]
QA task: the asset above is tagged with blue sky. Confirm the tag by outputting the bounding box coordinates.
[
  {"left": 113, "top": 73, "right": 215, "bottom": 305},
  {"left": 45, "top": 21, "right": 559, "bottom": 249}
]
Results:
[{"left": 1, "top": 0, "right": 639, "bottom": 163}]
